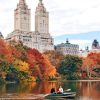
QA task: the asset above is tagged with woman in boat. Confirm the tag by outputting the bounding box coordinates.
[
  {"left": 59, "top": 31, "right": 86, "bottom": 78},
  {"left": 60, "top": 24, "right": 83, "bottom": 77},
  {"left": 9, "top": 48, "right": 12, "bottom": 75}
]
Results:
[{"left": 58, "top": 86, "right": 63, "bottom": 94}]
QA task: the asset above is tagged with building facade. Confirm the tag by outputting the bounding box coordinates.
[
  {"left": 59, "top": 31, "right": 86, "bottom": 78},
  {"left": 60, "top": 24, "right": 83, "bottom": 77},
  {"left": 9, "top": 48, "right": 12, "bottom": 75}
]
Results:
[
  {"left": 56, "top": 39, "right": 79, "bottom": 56},
  {"left": 79, "top": 47, "right": 89, "bottom": 57},
  {"left": 6, "top": 0, "right": 54, "bottom": 53}
]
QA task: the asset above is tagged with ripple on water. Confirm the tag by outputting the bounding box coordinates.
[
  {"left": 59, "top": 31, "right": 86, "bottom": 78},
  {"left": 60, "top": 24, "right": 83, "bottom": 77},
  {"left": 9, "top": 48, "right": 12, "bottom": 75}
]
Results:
[{"left": 0, "top": 93, "right": 45, "bottom": 100}]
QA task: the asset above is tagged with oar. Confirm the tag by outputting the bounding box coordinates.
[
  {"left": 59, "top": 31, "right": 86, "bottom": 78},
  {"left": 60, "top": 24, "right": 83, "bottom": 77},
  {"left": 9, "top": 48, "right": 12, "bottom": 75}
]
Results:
[
  {"left": 64, "top": 89, "right": 71, "bottom": 92},
  {"left": 43, "top": 93, "right": 49, "bottom": 97}
]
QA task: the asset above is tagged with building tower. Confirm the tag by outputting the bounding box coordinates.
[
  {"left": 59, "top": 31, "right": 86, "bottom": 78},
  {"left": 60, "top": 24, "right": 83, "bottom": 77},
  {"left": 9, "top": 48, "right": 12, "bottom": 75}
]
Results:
[
  {"left": 92, "top": 39, "right": 100, "bottom": 49},
  {"left": 6, "top": 0, "right": 54, "bottom": 53},
  {"left": 34, "top": 0, "right": 54, "bottom": 52},
  {"left": 66, "top": 38, "right": 69, "bottom": 44},
  {"left": 14, "top": 0, "right": 31, "bottom": 32},
  {"left": 35, "top": 0, "right": 49, "bottom": 34}
]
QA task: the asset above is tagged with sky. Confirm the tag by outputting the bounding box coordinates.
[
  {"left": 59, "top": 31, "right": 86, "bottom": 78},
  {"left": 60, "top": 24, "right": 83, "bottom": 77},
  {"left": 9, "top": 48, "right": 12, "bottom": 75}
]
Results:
[{"left": 0, "top": 0, "right": 100, "bottom": 50}]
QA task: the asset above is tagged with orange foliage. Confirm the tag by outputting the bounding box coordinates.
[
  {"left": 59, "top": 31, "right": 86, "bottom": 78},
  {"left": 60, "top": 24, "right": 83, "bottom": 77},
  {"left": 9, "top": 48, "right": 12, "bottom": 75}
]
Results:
[
  {"left": 82, "top": 58, "right": 95, "bottom": 68},
  {"left": 82, "top": 52, "right": 100, "bottom": 69},
  {"left": 0, "top": 39, "right": 57, "bottom": 80},
  {"left": 0, "top": 39, "right": 9, "bottom": 55},
  {"left": 87, "top": 53, "right": 100, "bottom": 65},
  {"left": 42, "top": 55, "right": 56, "bottom": 78},
  {"left": 0, "top": 39, "right": 14, "bottom": 63},
  {"left": 27, "top": 48, "right": 57, "bottom": 79}
]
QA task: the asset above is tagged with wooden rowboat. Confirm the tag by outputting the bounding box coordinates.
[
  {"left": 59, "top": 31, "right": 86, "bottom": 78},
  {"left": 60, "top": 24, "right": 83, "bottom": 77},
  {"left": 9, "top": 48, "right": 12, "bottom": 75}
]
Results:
[{"left": 45, "top": 92, "right": 76, "bottom": 98}]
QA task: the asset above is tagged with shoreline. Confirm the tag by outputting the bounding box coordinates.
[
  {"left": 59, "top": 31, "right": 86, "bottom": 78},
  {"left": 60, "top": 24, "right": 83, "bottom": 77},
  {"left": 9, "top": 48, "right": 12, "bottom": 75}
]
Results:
[
  {"left": 76, "top": 79, "right": 100, "bottom": 81},
  {"left": 63, "top": 79, "right": 100, "bottom": 82}
]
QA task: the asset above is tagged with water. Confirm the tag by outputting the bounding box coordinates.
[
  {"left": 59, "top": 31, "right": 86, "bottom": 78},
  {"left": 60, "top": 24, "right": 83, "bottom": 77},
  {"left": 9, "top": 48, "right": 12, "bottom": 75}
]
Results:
[{"left": 0, "top": 80, "right": 100, "bottom": 100}]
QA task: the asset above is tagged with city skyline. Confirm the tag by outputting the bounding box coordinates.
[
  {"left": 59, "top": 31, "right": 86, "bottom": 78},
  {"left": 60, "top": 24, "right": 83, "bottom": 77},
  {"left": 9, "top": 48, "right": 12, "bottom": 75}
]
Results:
[{"left": 0, "top": 0, "right": 100, "bottom": 49}]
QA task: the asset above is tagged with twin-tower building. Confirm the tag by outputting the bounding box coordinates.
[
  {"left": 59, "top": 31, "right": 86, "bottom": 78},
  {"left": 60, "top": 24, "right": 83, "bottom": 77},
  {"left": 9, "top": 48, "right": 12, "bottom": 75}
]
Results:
[{"left": 6, "top": 0, "right": 54, "bottom": 52}]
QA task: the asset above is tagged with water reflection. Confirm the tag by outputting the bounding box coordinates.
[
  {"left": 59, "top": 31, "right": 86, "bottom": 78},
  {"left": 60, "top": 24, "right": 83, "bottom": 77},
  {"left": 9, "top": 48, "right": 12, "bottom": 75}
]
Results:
[
  {"left": 76, "top": 81, "right": 100, "bottom": 100},
  {"left": 0, "top": 81, "right": 100, "bottom": 100}
]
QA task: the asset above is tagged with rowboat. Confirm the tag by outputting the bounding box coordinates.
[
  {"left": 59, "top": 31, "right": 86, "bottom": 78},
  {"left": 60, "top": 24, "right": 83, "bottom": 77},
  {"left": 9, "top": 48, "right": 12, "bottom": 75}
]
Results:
[{"left": 45, "top": 92, "right": 76, "bottom": 98}]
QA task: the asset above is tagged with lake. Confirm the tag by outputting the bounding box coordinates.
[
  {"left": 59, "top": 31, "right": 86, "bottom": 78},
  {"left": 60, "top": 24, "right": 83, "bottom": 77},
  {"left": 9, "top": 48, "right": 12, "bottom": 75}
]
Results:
[{"left": 0, "top": 80, "right": 100, "bottom": 100}]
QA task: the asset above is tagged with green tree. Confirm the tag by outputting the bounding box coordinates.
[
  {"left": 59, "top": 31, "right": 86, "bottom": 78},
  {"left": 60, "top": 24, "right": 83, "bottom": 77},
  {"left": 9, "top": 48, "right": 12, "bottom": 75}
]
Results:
[{"left": 58, "top": 55, "right": 82, "bottom": 80}]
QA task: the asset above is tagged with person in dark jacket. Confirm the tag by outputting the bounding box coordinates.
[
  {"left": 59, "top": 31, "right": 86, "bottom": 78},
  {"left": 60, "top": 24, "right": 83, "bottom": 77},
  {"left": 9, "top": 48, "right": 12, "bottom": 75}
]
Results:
[{"left": 50, "top": 88, "right": 55, "bottom": 93}]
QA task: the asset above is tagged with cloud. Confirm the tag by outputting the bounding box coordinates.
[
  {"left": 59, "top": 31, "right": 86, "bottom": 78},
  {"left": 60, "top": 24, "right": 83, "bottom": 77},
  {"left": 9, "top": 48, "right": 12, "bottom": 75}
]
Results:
[
  {"left": 49, "top": 0, "right": 100, "bottom": 36},
  {"left": 54, "top": 38, "right": 92, "bottom": 45},
  {"left": 0, "top": 0, "right": 100, "bottom": 37},
  {"left": 70, "top": 39, "right": 92, "bottom": 45}
]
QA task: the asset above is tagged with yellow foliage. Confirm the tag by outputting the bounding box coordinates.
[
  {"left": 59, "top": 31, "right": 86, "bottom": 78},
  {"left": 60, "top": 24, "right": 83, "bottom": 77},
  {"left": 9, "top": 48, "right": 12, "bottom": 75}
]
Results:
[
  {"left": 14, "top": 59, "right": 29, "bottom": 72},
  {"left": 31, "top": 76, "right": 36, "bottom": 82}
]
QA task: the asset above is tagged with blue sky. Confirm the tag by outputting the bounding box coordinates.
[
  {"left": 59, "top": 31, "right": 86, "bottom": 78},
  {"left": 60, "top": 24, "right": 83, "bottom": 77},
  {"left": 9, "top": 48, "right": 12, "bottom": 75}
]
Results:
[{"left": 0, "top": 0, "right": 100, "bottom": 50}]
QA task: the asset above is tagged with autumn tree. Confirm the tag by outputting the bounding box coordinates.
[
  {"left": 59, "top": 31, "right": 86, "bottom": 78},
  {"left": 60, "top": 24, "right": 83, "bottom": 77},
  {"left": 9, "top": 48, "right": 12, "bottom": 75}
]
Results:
[
  {"left": 44, "top": 50, "right": 64, "bottom": 68},
  {"left": 42, "top": 55, "right": 57, "bottom": 79},
  {"left": 82, "top": 52, "right": 100, "bottom": 78},
  {"left": 0, "top": 39, "right": 57, "bottom": 82},
  {"left": 27, "top": 48, "right": 57, "bottom": 80},
  {"left": 0, "top": 39, "right": 13, "bottom": 63},
  {"left": 82, "top": 58, "right": 95, "bottom": 78}
]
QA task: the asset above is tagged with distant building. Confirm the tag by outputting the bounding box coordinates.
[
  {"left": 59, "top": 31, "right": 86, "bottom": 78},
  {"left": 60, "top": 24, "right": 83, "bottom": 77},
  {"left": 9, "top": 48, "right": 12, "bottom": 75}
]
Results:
[
  {"left": 79, "top": 39, "right": 100, "bottom": 57},
  {"left": 0, "top": 32, "right": 4, "bottom": 39},
  {"left": 79, "top": 46, "right": 90, "bottom": 57},
  {"left": 91, "top": 39, "right": 100, "bottom": 53},
  {"left": 6, "top": 0, "right": 54, "bottom": 53},
  {"left": 55, "top": 39, "right": 79, "bottom": 56}
]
